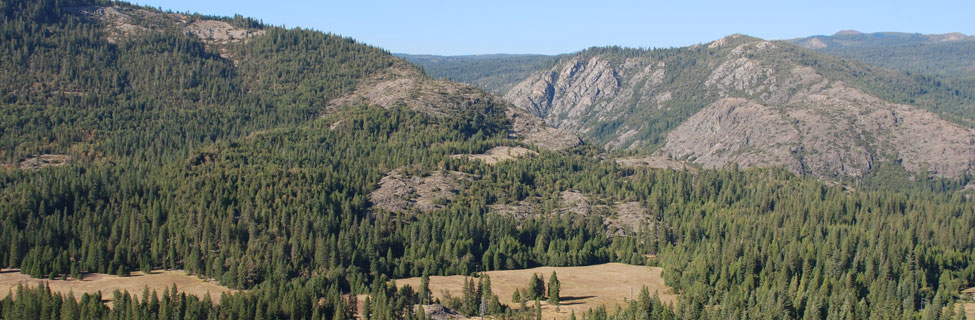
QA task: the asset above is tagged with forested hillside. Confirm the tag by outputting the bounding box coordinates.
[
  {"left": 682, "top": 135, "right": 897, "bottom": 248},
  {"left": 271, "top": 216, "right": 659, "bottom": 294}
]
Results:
[
  {"left": 3, "top": 1, "right": 975, "bottom": 320},
  {"left": 396, "top": 53, "right": 557, "bottom": 94},
  {"left": 790, "top": 31, "right": 975, "bottom": 85}
]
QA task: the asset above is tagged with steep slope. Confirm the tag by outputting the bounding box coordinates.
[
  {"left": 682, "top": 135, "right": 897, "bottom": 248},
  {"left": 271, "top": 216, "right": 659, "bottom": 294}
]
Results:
[
  {"left": 504, "top": 35, "right": 975, "bottom": 179},
  {"left": 325, "top": 60, "right": 580, "bottom": 151},
  {"left": 0, "top": 1, "right": 577, "bottom": 165},
  {"left": 789, "top": 31, "right": 975, "bottom": 84}
]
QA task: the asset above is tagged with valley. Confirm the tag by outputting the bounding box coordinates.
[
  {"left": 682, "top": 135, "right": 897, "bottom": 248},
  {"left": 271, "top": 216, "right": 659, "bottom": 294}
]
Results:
[{"left": 1, "top": 0, "right": 974, "bottom": 319}]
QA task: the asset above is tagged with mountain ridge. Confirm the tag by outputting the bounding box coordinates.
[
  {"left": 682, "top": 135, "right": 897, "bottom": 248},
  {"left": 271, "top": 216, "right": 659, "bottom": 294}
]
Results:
[
  {"left": 788, "top": 31, "right": 975, "bottom": 84},
  {"left": 503, "top": 34, "right": 975, "bottom": 179}
]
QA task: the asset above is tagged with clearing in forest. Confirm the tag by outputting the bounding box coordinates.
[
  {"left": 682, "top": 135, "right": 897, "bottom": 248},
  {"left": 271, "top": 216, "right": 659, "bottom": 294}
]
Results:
[
  {"left": 0, "top": 269, "right": 234, "bottom": 306},
  {"left": 395, "top": 262, "right": 677, "bottom": 319}
]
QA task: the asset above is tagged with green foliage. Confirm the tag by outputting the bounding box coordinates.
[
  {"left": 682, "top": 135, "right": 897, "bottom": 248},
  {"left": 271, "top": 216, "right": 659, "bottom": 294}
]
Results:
[
  {"left": 547, "top": 271, "right": 560, "bottom": 305},
  {"left": 527, "top": 273, "right": 545, "bottom": 300},
  {"left": 791, "top": 32, "right": 975, "bottom": 85},
  {"left": 2, "top": 1, "right": 975, "bottom": 320},
  {"left": 397, "top": 54, "right": 558, "bottom": 94},
  {"left": 582, "top": 287, "right": 677, "bottom": 320}
]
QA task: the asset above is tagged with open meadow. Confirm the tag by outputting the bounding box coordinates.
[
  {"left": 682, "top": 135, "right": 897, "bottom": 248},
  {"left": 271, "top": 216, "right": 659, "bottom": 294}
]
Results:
[{"left": 395, "top": 263, "right": 677, "bottom": 319}]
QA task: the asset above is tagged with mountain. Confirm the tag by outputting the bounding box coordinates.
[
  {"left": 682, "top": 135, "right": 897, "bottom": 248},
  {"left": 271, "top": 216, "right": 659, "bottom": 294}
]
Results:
[
  {"left": 504, "top": 35, "right": 975, "bottom": 180},
  {"left": 789, "top": 31, "right": 975, "bottom": 84},
  {"left": 396, "top": 53, "right": 558, "bottom": 95}
]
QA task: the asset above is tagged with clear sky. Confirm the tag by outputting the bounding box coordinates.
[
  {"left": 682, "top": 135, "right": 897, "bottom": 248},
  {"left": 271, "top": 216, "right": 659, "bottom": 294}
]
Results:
[{"left": 129, "top": 0, "right": 974, "bottom": 55}]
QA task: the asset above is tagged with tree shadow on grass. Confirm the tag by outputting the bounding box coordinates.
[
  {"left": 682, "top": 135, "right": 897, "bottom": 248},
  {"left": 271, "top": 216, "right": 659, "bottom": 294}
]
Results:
[{"left": 556, "top": 295, "right": 595, "bottom": 306}]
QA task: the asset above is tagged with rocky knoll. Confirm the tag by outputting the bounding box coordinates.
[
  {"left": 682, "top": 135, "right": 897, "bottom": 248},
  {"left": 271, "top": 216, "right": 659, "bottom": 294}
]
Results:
[
  {"left": 328, "top": 61, "right": 581, "bottom": 151},
  {"left": 76, "top": 6, "right": 264, "bottom": 45}
]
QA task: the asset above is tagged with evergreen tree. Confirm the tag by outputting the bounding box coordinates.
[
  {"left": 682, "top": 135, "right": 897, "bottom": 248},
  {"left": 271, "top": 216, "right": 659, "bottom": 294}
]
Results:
[
  {"left": 528, "top": 274, "right": 545, "bottom": 300},
  {"left": 547, "top": 271, "right": 560, "bottom": 306}
]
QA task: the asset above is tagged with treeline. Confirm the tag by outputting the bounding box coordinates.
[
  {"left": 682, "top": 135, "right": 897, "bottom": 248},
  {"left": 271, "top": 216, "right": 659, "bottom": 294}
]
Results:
[{"left": 0, "top": 277, "right": 417, "bottom": 320}]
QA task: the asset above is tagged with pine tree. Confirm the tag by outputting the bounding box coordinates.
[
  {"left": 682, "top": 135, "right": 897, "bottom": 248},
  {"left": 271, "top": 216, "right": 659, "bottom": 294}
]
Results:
[
  {"left": 528, "top": 274, "right": 545, "bottom": 300},
  {"left": 419, "top": 273, "right": 431, "bottom": 304},
  {"left": 547, "top": 271, "right": 560, "bottom": 306},
  {"left": 534, "top": 299, "right": 542, "bottom": 320}
]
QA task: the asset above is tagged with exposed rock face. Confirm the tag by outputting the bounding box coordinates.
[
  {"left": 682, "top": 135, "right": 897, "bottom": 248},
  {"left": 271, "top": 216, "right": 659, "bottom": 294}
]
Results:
[
  {"left": 559, "top": 191, "right": 593, "bottom": 216},
  {"left": 504, "top": 35, "right": 975, "bottom": 179},
  {"left": 661, "top": 61, "right": 975, "bottom": 178},
  {"left": 605, "top": 202, "right": 652, "bottom": 236},
  {"left": 491, "top": 191, "right": 655, "bottom": 237},
  {"left": 615, "top": 155, "right": 695, "bottom": 172},
  {"left": 369, "top": 170, "right": 475, "bottom": 214},
  {"left": 19, "top": 154, "right": 71, "bottom": 170},
  {"left": 452, "top": 146, "right": 537, "bottom": 165},
  {"left": 504, "top": 56, "right": 652, "bottom": 136},
  {"left": 328, "top": 62, "right": 581, "bottom": 151},
  {"left": 505, "top": 57, "right": 623, "bottom": 131},
  {"left": 76, "top": 6, "right": 264, "bottom": 45}
]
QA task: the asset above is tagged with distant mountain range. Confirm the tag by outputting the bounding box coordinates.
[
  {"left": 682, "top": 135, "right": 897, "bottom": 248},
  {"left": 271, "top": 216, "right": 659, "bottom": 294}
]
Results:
[
  {"left": 789, "top": 30, "right": 975, "bottom": 84},
  {"left": 394, "top": 53, "right": 558, "bottom": 94}
]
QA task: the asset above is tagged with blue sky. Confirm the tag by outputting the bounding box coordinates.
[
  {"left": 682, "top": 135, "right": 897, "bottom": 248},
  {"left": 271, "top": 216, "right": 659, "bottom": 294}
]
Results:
[{"left": 130, "top": 0, "right": 974, "bottom": 55}]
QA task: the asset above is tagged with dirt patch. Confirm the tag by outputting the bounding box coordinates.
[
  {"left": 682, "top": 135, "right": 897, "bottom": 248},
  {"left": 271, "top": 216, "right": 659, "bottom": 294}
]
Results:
[
  {"left": 0, "top": 269, "right": 234, "bottom": 306},
  {"left": 453, "top": 146, "right": 538, "bottom": 165},
  {"left": 19, "top": 154, "right": 71, "bottom": 170},
  {"left": 396, "top": 263, "right": 676, "bottom": 319},
  {"left": 559, "top": 191, "right": 594, "bottom": 216},
  {"left": 604, "top": 202, "right": 651, "bottom": 236},
  {"left": 490, "top": 199, "right": 539, "bottom": 219},
  {"left": 615, "top": 156, "right": 694, "bottom": 172},
  {"left": 370, "top": 170, "right": 476, "bottom": 213},
  {"left": 422, "top": 304, "right": 463, "bottom": 320}
]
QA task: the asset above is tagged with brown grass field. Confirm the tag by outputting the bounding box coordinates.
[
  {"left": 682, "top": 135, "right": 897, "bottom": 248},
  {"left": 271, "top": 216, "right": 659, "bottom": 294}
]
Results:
[
  {"left": 395, "top": 263, "right": 677, "bottom": 319},
  {"left": 0, "top": 269, "right": 234, "bottom": 307}
]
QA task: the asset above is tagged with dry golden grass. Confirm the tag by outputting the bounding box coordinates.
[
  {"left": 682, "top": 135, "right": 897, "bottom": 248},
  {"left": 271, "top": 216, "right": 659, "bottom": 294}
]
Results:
[
  {"left": 395, "top": 263, "right": 676, "bottom": 319},
  {"left": 963, "top": 302, "right": 975, "bottom": 319},
  {"left": 0, "top": 269, "right": 234, "bottom": 307}
]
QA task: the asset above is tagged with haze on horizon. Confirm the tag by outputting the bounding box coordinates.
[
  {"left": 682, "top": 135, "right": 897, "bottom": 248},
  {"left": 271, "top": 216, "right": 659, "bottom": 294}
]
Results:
[{"left": 131, "top": 0, "right": 974, "bottom": 55}]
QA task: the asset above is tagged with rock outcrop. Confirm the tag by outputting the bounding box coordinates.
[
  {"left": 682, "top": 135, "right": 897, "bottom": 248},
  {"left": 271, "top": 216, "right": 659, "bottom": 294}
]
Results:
[
  {"left": 327, "top": 62, "right": 581, "bottom": 151},
  {"left": 369, "top": 170, "right": 475, "bottom": 214},
  {"left": 452, "top": 146, "right": 537, "bottom": 165},
  {"left": 18, "top": 154, "right": 72, "bottom": 170},
  {"left": 661, "top": 51, "right": 975, "bottom": 178},
  {"left": 75, "top": 6, "right": 264, "bottom": 45},
  {"left": 504, "top": 35, "right": 975, "bottom": 179}
]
